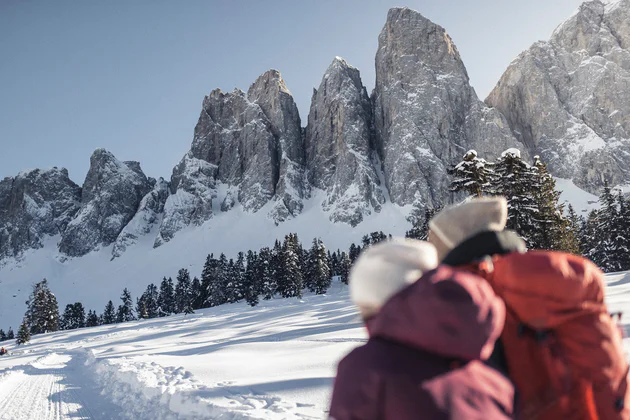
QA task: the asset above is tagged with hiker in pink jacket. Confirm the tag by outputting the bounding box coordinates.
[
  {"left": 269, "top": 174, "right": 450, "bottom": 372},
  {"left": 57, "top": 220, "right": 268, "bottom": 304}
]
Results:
[{"left": 329, "top": 239, "right": 514, "bottom": 420}]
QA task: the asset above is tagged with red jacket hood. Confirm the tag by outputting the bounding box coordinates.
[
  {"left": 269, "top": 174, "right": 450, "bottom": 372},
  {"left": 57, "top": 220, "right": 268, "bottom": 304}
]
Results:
[{"left": 367, "top": 265, "right": 505, "bottom": 361}]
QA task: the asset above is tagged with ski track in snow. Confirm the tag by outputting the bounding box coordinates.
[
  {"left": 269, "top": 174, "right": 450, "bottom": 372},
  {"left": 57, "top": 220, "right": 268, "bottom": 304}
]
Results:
[{"left": 0, "top": 353, "right": 119, "bottom": 420}]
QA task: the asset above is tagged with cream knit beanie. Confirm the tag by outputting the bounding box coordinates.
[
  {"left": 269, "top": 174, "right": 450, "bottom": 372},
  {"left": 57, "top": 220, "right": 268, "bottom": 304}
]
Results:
[
  {"left": 428, "top": 197, "right": 508, "bottom": 260},
  {"left": 349, "top": 239, "right": 438, "bottom": 315}
]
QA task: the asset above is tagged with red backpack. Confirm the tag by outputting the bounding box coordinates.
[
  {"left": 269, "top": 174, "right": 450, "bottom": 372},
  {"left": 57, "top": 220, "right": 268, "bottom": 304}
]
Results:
[{"left": 478, "top": 251, "right": 629, "bottom": 420}]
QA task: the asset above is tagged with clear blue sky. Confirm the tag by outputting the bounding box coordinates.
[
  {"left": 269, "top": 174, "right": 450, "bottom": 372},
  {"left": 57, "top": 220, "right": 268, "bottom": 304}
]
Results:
[{"left": 0, "top": 0, "right": 584, "bottom": 183}]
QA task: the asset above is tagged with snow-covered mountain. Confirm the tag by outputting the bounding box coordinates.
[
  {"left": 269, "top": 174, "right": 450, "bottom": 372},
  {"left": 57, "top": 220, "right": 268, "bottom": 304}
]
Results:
[
  {"left": 1, "top": 3, "right": 628, "bottom": 328},
  {"left": 486, "top": 0, "right": 630, "bottom": 193}
]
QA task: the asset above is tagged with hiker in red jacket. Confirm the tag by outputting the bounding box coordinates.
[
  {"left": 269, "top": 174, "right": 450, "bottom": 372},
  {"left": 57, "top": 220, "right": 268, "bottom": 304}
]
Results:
[
  {"left": 429, "top": 197, "right": 630, "bottom": 419},
  {"left": 329, "top": 239, "right": 514, "bottom": 420}
]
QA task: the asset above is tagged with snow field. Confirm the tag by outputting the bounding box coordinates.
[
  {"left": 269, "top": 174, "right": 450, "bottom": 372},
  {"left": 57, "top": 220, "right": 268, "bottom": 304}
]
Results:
[{"left": 0, "top": 280, "right": 365, "bottom": 419}]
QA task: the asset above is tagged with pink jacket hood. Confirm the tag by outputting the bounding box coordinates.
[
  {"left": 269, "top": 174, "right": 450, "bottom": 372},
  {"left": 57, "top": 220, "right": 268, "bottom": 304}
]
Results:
[{"left": 367, "top": 265, "right": 505, "bottom": 361}]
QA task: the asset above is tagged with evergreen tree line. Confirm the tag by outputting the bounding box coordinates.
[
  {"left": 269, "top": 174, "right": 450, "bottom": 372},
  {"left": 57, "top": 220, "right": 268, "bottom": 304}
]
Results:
[
  {"left": 579, "top": 183, "right": 630, "bottom": 273},
  {"left": 5, "top": 231, "right": 397, "bottom": 342},
  {"left": 447, "top": 149, "right": 579, "bottom": 252}
]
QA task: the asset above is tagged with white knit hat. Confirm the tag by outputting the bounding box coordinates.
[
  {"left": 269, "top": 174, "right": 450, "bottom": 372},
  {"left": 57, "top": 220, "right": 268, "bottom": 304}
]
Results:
[
  {"left": 429, "top": 197, "right": 508, "bottom": 257},
  {"left": 349, "top": 239, "right": 438, "bottom": 311}
]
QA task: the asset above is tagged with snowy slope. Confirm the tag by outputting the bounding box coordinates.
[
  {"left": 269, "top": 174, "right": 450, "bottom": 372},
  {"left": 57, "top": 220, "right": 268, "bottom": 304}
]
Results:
[
  {"left": 2, "top": 272, "right": 630, "bottom": 419},
  {"left": 0, "top": 192, "right": 411, "bottom": 332},
  {"left": 0, "top": 280, "right": 364, "bottom": 419}
]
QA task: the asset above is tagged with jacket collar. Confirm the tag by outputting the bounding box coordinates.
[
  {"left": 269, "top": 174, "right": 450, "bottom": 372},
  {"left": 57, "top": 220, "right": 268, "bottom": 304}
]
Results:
[{"left": 442, "top": 230, "right": 526, "bottom": 267}]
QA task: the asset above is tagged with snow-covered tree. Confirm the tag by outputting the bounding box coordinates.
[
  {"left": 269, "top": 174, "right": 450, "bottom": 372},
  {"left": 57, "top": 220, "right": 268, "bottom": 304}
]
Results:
[
  {"left": 448, "top": 150, "right": 495, "bottom": 197},
  {"left": 305, "top": 238, "right": 330, "bottom": 294},
  {"left": 278, "top": 234, "right": 304, "bottom": 298},
  {"left": 140, "top": 283, "right": 160, "bottom": 319},
  {"left": 529, "top": 156, "right": 577, "bottom": 252},
  {"left": 0, "top": 329, "right": 6, "bottom": 341},
  {"left": 225, "top": 253, "right": 245, "bottom": 303},
  {"left": 258, "top": 247, "right": 276, "bottom": 300},
  {"left": 339, "top": 252, "right": 351, "bottom": 285},
  {"left": 493, "top": 149, "right": 539, "bottom": 246},
  {"left": 16, "top": 320, "right": 30, "bottom": 345},
  {"left": 6, "top": 327, "right": 14, "bottom": 340},
  {"left": 102, "top": 300, "right": 116, "bottom": 324},
  {"left": 406, "top": 207, "right": 438, "bottom": 240},
  {"left": 24, "top": 279, "right": 60, "bottom": 335},
  {"left": 175, "top": 268, "right": 193, "bottom": 314},
  {"left": 117, "top": 288, "right": 135, "bottom": 323},
  {"left": 61, "top": 302, "right": 85, "bottom": 330}
]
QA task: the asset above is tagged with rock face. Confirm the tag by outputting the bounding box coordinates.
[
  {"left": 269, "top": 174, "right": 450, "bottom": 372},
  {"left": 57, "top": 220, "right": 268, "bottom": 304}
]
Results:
[
  {"left": 373, "top": 7, "right": 523, "bottom": 208},
  {"left": 59, "top": 149, "right": 152, "bottom": 257},
  {"left": 305, "top": 57, "right": 385, "bottom": 226},
  {"left": 157, "top": 70, "right": 307, "bottom": 245},
  {"left": 112, "top": 177, "right": 169, "bottom": 258},
  {"left": 247, "top": 70, "right": 306, "bottom": 221},
  {"left": 0, "top": 168, "right": 81, "bottom": 261},
  {"left": 486, "top": 0, "right": 630, "bottom": 192}
]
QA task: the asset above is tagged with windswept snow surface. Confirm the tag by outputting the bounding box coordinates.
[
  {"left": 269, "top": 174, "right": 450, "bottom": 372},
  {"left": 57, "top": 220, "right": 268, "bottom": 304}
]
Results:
[{"left": 0, "top": 281, "right": 365, "bottom": 419}]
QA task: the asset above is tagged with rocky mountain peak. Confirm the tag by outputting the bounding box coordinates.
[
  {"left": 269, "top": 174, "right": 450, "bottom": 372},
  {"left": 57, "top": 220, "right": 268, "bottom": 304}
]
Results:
[
  {"left": 59, "top": 149, "right": 152, "bottom": 257},
  {"left": 374, "top": 7, "right": 523, "bottom": 209},
  {"left": 381, "top": 7, "right": 466, "bottom": 79},
  {"left": 0, "top": 167, "right": 81, "bottom": 261},
  {"left": 247, "top": 70, "right": 306, "bottom": 222},
  {"left": 305, "top": 57, "right": 384, "bottom": 226},
  {"left": 486, "top": 0, "right": 630, "bottom": 192}
]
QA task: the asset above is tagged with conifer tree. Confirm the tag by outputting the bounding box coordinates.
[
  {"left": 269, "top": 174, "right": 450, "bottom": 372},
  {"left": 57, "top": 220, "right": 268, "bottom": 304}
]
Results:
[
  {"left": 270, "top": 240, "right": 284, "bottom": 294},
  {"left": 24, "top": 279, "right": 60, "bottom": 335},
  {"left": 117, "top": 288, "right": 135, "bottom": 323},
  {"left": 73, "top": 302, "right": 86, "bottom": 328},
  {"left": 61, "top": 304, "right": 73, "bottom": 330},
  {"left": 86, "top": 310, "right": 100, "bottom": 327},
  {"left": 493, "top": 149, "right": 539, "bottom": 246},
  {"left": 136, "top": 298, "right": 149, "bottom": 319},
  {"left": 175, "top": 268, "right": 193, "bottom": 313},
  {"left": 232, "top": 252, "right": 246, "bottom": 303},
  {"left": 562, "top": 204, "right": 582, "bottom": 255},
  {"left": 0, "top": 329, "right": 6, "bottom": 341},
  {"left": 243, "top": 251, "right": 260, "bottom": 307},
  {"left": 592, "top": 183, "right": 620, "bottom": 271},
  {"left": 258, "top": 247, "right": 276, "bottom": 300},
  {"left": 339, "top": 252, "right": 351, "bottom": 285},
  {"left": 141, "top": 283, "right": 160, "bottom": 319},
  {"left": 62, "top": 303, "right": 85, "bottom": 330},
  {"left": 348, "top": 243, "right": 361, "bottom": 263},
  {"left": 158, "top": 277, "right": 175, "bottom": 316},
  {"left": 406, "top": 207, "right": 438, "bottom": 240},
  {"left": 614, "top": 192, "right": 630, "bottom": 271},
  {"left": 102, "top": 300, "right": 116, "bottom": 324},
  {"left": 278, "top": 234, "right": 304, "bottom": 298},
  {"left": 448, "top": 150, "right": 496, "bottom": 197},
  {"left": 529, "top": 156, "right": 575, "bottom": 251},
  {"left": 16, "top": 320, "right": 30, "bottom": 345},
  {"left": 580, "top": 210, "right": 599, "bottom": 261},
  {"left": 200, "top": 254, "right": 216, "bottom": 308},
  {"left": 306, "top": 238, "right": 331, "bottom": 294},
  {"left": 207, "top": 254, "right": 228, "bottom": 306},
  {"left": 7, "top": 327, "right": 14, "bottom": 340},
  {"left": 191, "top": 277, "right": 203, "bottom": 310}
]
